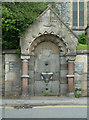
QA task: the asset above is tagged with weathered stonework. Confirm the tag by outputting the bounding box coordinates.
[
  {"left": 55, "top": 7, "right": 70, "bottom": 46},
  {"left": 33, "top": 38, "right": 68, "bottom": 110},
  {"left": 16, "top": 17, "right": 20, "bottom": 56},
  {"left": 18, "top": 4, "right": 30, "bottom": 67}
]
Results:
[{"left": 55, "top": 2, "right": 71, "bottom": 26}]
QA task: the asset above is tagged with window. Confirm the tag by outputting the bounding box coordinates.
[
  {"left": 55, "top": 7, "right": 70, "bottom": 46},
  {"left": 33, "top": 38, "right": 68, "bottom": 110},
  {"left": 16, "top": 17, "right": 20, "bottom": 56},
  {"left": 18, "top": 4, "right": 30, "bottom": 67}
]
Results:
[
  {"left": 72, "top": 0, "right": 87, "bottom": 29},
  {"left": 73, "top": 2, "right": 78, "bottom": 26},
  {"left": 79, "top": 2, "right": 84, "bottom": 26}
]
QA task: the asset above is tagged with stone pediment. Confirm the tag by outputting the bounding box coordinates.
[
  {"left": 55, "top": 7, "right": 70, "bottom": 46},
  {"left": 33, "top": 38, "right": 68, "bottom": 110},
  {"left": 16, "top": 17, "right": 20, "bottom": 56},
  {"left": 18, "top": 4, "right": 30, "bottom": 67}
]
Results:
[{"left": 20, "top": 5, "right": 78, "bottom": 56}]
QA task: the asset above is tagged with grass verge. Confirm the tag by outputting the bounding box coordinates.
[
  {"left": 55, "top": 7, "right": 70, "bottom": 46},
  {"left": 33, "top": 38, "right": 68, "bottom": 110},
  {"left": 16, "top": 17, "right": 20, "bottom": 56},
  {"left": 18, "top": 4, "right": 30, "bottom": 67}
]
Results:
[{"left": 76, "top": 44, "right": 89, "bottom": 50}]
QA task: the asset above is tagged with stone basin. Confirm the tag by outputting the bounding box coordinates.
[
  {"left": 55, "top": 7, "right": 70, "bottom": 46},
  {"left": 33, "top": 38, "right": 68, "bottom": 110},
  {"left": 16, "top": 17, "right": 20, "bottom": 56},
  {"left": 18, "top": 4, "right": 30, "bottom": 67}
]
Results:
[{"left": 41, "top": 72, "right": 53, "bottom": 83}]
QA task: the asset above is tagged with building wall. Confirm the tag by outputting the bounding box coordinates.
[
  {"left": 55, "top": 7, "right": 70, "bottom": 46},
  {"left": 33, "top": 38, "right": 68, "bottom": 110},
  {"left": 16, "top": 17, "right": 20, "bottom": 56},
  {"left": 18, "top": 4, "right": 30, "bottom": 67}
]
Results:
[{"left": 55, "top": 2, "right": 88, "bottom": 35}]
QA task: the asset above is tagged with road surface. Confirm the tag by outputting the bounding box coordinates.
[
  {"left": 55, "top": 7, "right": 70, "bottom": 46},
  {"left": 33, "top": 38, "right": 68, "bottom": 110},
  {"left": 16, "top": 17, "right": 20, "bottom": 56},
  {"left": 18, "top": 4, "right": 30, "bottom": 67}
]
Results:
[{"left": 0, "top": 105, "right": 88, "bottom": 118}]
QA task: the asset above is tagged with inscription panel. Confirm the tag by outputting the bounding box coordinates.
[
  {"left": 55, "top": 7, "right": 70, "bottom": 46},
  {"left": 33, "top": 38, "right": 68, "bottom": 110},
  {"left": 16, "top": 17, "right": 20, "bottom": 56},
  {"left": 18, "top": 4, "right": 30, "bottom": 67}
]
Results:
[{"left": 9, "top": 61, "right": 20, "bottom": 72}]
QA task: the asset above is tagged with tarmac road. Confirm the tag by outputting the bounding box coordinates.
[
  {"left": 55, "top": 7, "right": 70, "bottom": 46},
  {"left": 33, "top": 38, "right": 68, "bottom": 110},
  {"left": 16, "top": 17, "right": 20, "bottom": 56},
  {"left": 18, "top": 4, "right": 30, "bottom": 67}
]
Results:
[{"left": 1, "top": 105, "right": 88, "bottom": 118}]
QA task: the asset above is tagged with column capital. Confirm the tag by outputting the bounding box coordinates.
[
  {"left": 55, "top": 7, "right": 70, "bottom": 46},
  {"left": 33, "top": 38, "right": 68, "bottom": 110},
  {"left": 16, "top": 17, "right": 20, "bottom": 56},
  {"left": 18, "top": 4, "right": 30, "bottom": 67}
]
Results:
[
  {"left": 66, "top": 55, "right": 76, "bottom": 61},
  {"left": 21, "top": 55, "right": 30, "bottom": 60}
]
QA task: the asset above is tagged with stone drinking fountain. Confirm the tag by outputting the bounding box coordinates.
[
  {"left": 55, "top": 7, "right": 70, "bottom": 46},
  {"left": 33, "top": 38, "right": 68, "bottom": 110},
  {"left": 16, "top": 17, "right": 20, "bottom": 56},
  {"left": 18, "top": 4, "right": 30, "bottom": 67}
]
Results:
[{"left": 41, "top": 72, "right": 53, "bottom": 83}]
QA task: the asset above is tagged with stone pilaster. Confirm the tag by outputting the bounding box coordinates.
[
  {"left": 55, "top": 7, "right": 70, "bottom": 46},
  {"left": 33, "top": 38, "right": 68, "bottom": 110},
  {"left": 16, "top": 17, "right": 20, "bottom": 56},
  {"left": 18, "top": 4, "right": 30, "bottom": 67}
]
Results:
[{"left": 21, "top": 56, "right": 30, "bottom": 98}]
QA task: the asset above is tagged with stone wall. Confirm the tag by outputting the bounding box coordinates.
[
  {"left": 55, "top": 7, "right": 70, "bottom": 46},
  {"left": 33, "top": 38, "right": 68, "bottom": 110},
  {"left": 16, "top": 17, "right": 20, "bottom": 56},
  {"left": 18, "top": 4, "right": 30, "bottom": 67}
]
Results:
[
  {"left": 2, "top": 50, "right": 21, "bottom": 98},
  {"left": 2, "top": 50, "right": 88, "bottom": 97},
  {"left": 74, "top": 51, "right": 88, "bottom": 96},
  {"left": 55, "top": 2, "right": 71, "bottom": 26}
]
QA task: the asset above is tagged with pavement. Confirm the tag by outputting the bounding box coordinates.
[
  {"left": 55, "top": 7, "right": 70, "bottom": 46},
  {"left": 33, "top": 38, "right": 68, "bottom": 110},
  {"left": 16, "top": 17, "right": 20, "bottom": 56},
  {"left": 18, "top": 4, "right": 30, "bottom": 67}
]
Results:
[{"left": 0, "top": 96, "right": 88, "bottom": 107}]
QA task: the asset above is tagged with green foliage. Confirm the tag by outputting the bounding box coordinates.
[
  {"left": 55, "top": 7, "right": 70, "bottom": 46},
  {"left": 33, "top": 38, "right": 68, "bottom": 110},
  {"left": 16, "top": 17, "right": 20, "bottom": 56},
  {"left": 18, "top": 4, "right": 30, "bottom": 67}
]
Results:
[
  {"left": 44, "top": 93, "right": 54, "bottom": 96},
  {"left": 76, "top": 44, "right": 88, "bottom": 50},
  {"left": 2, "top": 2, "right": 55, "bottom": 50},
  {"left": 16, "top": 48, "right": 21, "bottom": 57},
  {"left": 74, "top": 93, "right": 79, "bottom": 98},
  {"left": 78, "top": 33, "right": 86, "bottom": 44},
  {"left": 75, "top": 88, "right": 82, "bottom": 98},
  {"left": 75, "top": 88, "right": 81, "bottom": 91}
]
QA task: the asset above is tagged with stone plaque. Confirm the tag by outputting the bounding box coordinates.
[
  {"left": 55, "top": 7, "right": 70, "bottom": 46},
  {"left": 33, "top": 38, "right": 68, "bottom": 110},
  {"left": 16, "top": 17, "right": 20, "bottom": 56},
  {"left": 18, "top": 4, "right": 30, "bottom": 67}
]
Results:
[
  {"left": 74, "top": 62, "right": 84, "bottom": 73},
  {"left": 9, "top": 61, "right": 20, "bottom": 72}
]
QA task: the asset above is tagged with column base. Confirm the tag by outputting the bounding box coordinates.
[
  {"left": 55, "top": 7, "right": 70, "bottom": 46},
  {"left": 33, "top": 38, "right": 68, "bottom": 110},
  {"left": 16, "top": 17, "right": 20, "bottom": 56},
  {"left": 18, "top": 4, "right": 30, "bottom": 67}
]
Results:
[
  {"left": 21, "top": 93, "right": 30, "bottom": 99},
  {"left": 67, "top": 92, "right": 74, "bottom": 97}
]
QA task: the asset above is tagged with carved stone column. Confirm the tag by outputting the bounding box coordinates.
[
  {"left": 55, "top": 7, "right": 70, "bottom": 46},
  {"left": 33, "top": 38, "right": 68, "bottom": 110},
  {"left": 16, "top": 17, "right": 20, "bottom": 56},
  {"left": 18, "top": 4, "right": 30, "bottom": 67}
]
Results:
[{"left": 21, "top": 56, "right": 30, "bottom": 98}]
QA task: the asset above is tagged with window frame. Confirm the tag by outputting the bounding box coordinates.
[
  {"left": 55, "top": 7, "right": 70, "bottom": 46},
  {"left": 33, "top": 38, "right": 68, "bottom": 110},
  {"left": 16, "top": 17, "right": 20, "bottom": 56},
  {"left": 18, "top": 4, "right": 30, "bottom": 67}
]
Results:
[{"left": 70, "top": 0, "right": 87, "bottom": 30}]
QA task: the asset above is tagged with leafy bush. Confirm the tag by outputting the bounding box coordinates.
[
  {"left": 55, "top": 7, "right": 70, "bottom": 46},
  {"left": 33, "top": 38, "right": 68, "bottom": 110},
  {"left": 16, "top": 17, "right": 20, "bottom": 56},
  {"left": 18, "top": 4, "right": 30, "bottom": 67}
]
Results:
[
  {"left": 2, "top": 2, "right": 55, "bottom": 50},
  {"left": 78, "top": 33, "right": 86, "bottom": 44}
]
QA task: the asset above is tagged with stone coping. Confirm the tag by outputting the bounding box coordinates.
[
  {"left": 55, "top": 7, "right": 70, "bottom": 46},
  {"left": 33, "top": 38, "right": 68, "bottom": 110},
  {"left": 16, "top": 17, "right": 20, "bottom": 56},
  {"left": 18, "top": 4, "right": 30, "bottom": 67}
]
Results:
[
  {"left": 2, "top": 49, "right": 89, "bottom": 54},
  {"left": 2, "top": 49, "right": 17, "bottom": 54},
  {"left": 76, "top": 50, "right": 89, "bottom": 54}
]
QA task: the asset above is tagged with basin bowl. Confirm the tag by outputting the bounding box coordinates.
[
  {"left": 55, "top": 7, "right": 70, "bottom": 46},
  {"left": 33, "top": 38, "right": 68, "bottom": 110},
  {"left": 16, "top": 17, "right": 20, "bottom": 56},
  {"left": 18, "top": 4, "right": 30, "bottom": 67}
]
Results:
[{"left": 41, "top": 72, "right": 53, "bottom": 83}]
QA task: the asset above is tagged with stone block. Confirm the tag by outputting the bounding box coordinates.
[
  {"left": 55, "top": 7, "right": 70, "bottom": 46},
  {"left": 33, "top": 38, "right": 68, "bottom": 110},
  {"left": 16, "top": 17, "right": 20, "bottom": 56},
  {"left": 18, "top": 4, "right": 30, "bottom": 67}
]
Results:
[
  {"left": 34, "top": 81, "right": 46, "bottom": 96},
  {"left": 53, "top": 73, "right": 59, "bottom": 80},
  {"left": 34, "top": 73, "right": 40, "bottom": 81},
  {"left": 5, "top": 81, "right": 12, "bottom": 92},
  {"left": 75, "top": 55, "right": 87, "bottom": 73},
  {"left": 60, "top": 84, "right": 68, "bottom": 95},
  {"left": 74, "top": 62, "right": 84, "bottom": 73},
  {"left": 74, "top": 83, "right": 81, "bottom": 89},
  {"left": 12, "top": 81, "right": 21, "bottom": 91},
  {"left": 60, "top": 77, "right": 67, "bottom": 84},
  {"left": 34, "top": 80, "right": 60, "bottom": 96},
  {"left": 74, "top": 79, "right": 81, "bottom": 84},
  {"left": 74, "top": 73, "right": 87, "bottom": 81},
  {"left": 29, "top": 71, "right": 34, "bottom": 78},
  {"left": 60, "top": 57, "right": 67, "bottom": 64},
  {"left": 60, "top": 64, "right": 67, "bottom": 70},
  {"left": 5, "top": 54, "right": 20, "bottom": 62},
  {"left": 48, "top": 81, "right": 60, "bottom": 95},
  {"left": 79, "top": 74, "right": 87, "bottom": 81},
  {"left": 81, "top": 81, "right": 87, "bottom": 90},
  {"left": 60, "top": 70, "right": 67, "bottom": 78},
  {"left": 29, "top": 65, "right": 34, "bottom": 70},
  {"left": 28, "top": 83, "right": 34, "bottom": 96}
]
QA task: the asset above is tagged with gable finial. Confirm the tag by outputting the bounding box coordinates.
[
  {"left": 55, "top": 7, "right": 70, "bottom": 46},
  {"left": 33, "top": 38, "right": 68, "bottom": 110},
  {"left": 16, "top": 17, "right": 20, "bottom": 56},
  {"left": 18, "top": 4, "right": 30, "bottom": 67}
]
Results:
[{"left": 47, "top": 4, "right": 52, "bottom": 8}]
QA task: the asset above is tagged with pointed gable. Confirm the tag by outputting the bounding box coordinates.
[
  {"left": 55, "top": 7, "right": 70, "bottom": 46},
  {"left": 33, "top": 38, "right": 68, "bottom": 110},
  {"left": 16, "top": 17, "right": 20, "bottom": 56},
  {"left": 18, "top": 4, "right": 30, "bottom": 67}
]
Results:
[{"left": 20, "top": 5, "right": 78, "bottom": 55}]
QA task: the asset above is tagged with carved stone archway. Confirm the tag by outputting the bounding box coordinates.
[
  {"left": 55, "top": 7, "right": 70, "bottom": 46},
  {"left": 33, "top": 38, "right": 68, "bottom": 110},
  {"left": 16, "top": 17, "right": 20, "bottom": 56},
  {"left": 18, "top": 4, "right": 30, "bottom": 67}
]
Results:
[{"left": 29, "top": 34, "right": 67, "bottom": 56}]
